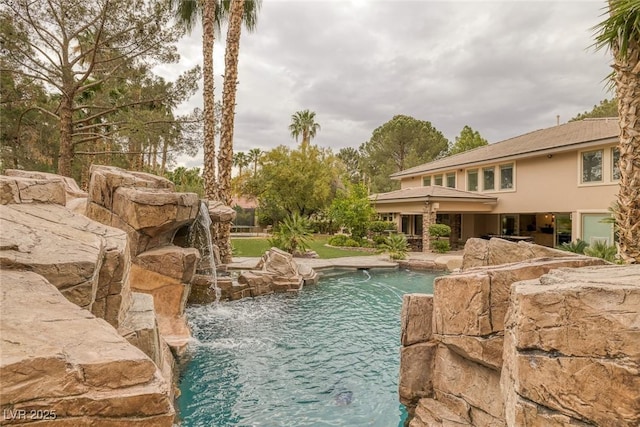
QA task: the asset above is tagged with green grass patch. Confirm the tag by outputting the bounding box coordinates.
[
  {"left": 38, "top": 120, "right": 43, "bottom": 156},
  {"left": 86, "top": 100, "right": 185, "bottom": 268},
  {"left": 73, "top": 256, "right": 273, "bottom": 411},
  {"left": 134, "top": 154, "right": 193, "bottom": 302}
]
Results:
[{"left": 232, "top": 235, "right": 377, "bottom": 258}]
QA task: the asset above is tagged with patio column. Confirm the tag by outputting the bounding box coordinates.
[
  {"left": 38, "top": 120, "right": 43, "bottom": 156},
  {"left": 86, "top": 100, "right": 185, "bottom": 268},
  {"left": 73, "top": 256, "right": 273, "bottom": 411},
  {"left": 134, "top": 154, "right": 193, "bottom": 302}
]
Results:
[
  {"left": 422, "top": 203, "right": 437, "bottom": 253},
  {"left": 450, "top": 214, "right": 461, "bottom": 249}
]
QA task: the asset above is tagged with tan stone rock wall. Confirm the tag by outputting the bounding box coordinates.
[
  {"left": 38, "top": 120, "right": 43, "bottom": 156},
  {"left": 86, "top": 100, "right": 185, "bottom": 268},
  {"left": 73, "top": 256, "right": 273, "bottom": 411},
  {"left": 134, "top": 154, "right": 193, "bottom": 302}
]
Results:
[
  {"left": 461, "top": 237, "right": 582, "bottom": 270},
  {"left": 86, "top": 165, "right": 199, "bottom": 257},
  {"left": 502, "top": 265, "right": 640, "bottom": 427},
  {"left": 0, "top": 271, "right": 174, "bottom": 425},
  {"left": 398, "top": 240, "right": 638, "bottom": 427}
]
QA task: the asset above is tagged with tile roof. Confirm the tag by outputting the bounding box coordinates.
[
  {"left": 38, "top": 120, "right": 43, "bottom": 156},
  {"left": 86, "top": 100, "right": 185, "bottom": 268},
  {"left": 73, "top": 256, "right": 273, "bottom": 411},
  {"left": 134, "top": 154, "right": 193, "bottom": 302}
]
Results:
[
  {"left": 371, "top": 185, "right": 497, "bottom": 203},
  {"left": 391, "top": 118, "right": 619, "bottom": 179}
]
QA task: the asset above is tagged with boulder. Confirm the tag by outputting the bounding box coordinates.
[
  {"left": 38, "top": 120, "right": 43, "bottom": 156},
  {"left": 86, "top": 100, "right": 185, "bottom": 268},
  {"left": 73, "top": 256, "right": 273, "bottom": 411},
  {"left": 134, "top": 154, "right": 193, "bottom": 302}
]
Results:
[
  {"left": 461, "top": 237, "right": 581, "bottom": 270},
  {"left": 410, "top": 398, "right": 471, "bottom": 427},
  {"left": 399, "top": 342, "right": 437, "bottom": 407},
  {"left": 0, "top": 203, "right": 132, "bottom": 328},
  {"left": 4, "top": 169, "right": 87, "bottom": 201},
  {"left": 401, "top": 294, "right": 433, "bottom": 346},
  {"left": 128, "top": 264, "right": 190, "bottom": 319},
  {"left": 502, "top": 264, "right": 640, "bottom": 427},
  {"left": 207, "top": 200, "right": 236, "bottom": 223},
  {"left": 119, "top": 293, "right": 163, "bottom": 368},
  {"left": 257, "top": 247, "right": 300, "bottom": 277},
  {"left": 0, "top": 176, "right": 66, "bottom": 205},
  {"left": 433, "top": 345, "right": 504, "bottom": 421},
  {"left": 0, "top": 271, "right": 174, "bottom": 425},
  {"left": 433, "top": 257, "right": 607, "bottom": 367},
  {"left": 85, "top": 165, "right": 199, "bottom": 257},
  {"left": 135, "top": 246, "right": 200, "bottom": 283}
]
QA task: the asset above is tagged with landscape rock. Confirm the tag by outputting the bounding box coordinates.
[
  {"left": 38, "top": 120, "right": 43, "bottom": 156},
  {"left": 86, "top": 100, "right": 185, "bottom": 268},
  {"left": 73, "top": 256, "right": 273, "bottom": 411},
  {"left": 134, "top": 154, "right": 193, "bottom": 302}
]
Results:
[
  {"left": 433, "top": 345, "right": 504, "bottom": 421},
  {"left": 0, "top": 202, "right": 132, "bottom": 327},
  {"left": 461, "top": 237, "right": 581, "bottom": 270},
  {"left": 401, "top": 294, "right": 433, "bottom": 346},
  {"left": 410, "top": 398, "right": 471, "bottom": 427},
  {"left": 502, "top": 264, "right": 640, "bottom": 427},
  {"left": 135, "top": 246, "right": 200, "bottom": 283},
  {"left": 0, "top": 271, "right": 174, "bottom": 425},
  {"left": 4, "top": 169, "right": 87, "bottom": 201},
  {"left": 86, "top": 165, "right": 199, "bottom": 257},
  {"left": 207, "top": 200, "right": 236, "bottom": 223},
  {"left": 0, "top": 176, "right": 66, "bottom": 205},
  {"left": 399, "top": 342, "right": 437, "bottom": 407}
]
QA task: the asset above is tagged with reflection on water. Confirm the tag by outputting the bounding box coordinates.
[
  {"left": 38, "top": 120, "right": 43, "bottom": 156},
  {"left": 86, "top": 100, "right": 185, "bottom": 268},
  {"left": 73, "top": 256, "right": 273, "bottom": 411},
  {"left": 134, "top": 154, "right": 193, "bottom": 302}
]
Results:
[{"left": 178, "top": 269, "right": 439, "bottom": 427}]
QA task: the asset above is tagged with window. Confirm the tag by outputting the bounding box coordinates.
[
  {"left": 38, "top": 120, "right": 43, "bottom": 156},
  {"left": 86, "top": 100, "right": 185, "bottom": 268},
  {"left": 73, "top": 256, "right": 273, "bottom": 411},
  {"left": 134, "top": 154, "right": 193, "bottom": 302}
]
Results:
[
  {"left": 483, "top": 167, "right": 495, "bottom": 191},
  {"left": 500, "top": 163, "right": 514, "bottom": 189},
  {"left": 582, "top": 213, "right": 613, "bottom": 245},
  {"left": 446, "top": 172, "right": 456, "bottom": 188},
  {"left": 612, "top": 148, "right": 620, "bottom": 181},
  {"left": 434, "top": 174, "right": 443, "bottom": 186},
  {"left": 422, "top": 176, "right": 431, "bottom": 186},
  {"left": 467, "top": 169, "right": 478, "bottom": 191},
  {"left": 581, "top": 150, "right": 603, "bottom": 183},
  {"left": 379, "top": 213, "right": 394, "bottom": 222}
]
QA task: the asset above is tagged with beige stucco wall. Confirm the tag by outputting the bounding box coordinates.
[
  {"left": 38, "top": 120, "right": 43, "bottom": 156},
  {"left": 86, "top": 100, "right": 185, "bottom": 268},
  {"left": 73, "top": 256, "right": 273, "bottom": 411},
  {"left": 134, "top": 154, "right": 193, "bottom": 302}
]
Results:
[
  {"left": 397, "top": 144, "right": 618, "bottom": 215},
  {"left": 481, "top": 149, "right": 617, "bottom": 214},
  {"left": 388, "top": 143, "right": 618, "bottom": 244}
]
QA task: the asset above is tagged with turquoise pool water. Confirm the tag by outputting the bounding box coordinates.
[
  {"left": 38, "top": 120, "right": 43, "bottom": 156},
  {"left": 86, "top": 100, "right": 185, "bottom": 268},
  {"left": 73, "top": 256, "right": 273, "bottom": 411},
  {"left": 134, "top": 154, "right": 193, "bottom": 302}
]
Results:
[{"left": 177, "top": 268, "right": 439, "bottom": 427}]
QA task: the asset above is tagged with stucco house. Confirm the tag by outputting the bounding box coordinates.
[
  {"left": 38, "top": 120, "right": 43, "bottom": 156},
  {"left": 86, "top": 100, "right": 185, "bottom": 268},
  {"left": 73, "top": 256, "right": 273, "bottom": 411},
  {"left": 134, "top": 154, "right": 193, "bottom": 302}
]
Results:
[{"left": 371, "top": 118, "right": 620, "bottom": 252}]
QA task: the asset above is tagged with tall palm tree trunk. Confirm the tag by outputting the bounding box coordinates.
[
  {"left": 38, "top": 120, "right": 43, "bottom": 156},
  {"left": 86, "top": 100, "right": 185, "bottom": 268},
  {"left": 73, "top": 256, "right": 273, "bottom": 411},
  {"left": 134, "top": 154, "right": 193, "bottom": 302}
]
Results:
[
  {"left": 202, "top": 0, "right": 217, "bottom": 201},
  {"left": 217, "top": 0, "right": 245, "bottom": 263},
  {"left": 613, "top": 37, "right": 640, "bottom": 263}
]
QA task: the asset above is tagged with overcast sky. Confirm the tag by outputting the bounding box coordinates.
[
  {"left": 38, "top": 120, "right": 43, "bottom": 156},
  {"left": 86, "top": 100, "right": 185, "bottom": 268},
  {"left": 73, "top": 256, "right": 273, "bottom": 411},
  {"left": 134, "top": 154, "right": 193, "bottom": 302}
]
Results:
[{"left": 155, "top": 0, "right": 614, "bottom": 169}]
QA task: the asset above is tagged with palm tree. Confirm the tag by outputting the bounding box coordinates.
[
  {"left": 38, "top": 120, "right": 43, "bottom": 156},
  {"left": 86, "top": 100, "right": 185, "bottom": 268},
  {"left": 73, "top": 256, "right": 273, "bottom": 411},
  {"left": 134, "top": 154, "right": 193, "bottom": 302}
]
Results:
[
  {"left": 233, "top": 151, "right": 250, "bottom": 176},
  {"left": 248, "top": 147, "right": 262, "bottom": 175},
  {"left": 289, "top": 110, "right": 321, "bottom": 146},
  {"left": 173, "top": 0, "right": 223, "bottom": 201},
  {"left": 217, "top": 0, "right": 261, "bottom": 263},
  {"left": 594, "top": 0, "right": 640, "bottom": 263}
]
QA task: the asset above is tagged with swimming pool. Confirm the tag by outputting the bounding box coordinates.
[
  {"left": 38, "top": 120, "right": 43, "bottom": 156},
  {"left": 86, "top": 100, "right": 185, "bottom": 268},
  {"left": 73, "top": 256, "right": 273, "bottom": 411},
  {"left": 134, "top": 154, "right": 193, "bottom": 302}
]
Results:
[{"left": 177, "top": 268, "right": 439, "bottom": 426}]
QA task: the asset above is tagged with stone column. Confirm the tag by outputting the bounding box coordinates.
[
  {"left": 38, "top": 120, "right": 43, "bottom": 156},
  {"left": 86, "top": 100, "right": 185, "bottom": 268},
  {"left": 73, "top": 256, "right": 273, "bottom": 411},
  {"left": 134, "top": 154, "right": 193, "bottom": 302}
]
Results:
[
  {"left": 422, "top": 203, "right": 436, "bottom": 253},
  {"left": 450, "top": 214, "right": 461, "bottom": 249}
]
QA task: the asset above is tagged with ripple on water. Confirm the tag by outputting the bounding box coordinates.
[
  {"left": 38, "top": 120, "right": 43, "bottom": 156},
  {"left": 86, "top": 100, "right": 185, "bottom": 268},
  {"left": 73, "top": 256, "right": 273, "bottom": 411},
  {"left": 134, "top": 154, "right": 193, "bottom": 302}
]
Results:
[{"left": 178, "top": 269, "right": 439, "bottom": 427}]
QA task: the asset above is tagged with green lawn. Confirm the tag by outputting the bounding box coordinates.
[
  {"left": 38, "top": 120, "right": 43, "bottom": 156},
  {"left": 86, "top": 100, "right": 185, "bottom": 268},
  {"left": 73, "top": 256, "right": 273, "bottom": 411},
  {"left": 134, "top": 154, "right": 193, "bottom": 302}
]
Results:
[{"left": 231, "top": 235, "right": 378, "bottom": 258}]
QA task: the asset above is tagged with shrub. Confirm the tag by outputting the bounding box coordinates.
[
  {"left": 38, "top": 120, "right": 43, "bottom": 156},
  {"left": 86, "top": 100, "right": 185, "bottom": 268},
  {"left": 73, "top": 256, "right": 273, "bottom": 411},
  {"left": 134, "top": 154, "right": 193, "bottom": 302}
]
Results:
[
  {"left": 373, "top": 235, "right": 388, "bottom": 246},
  {"left": 432, "top": 240, "right": 450, "bottom": 253},
  {"left": 369, "top": 221, "right": 396, "bottom": 233},
  {"left": 328, "top": 234, "right": 350, "bottom": 246},
  {"left": 428, "top": 223, "right": 451, "bottom": 239},
  {"left": 379, "top": 234, "right": 409, "bottom": 260},
  {"left": 343, "top": 238, "right": 360, "bottom": 247},
  {"left": 584, "top": 240, "right": 618, "bottom": 263},
  {"left": 558, "top": 239, "right": 588, "bottom": 254},
  {"left": 268, "top": 213, "right": 312, "bottom": 254}
]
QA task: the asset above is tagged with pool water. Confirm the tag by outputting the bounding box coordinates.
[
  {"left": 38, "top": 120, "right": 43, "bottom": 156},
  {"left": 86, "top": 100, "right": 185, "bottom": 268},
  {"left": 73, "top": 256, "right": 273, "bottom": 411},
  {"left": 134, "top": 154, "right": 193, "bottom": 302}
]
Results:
[{"left": 177, "top": 268, "right": 439, "bottom": 427}]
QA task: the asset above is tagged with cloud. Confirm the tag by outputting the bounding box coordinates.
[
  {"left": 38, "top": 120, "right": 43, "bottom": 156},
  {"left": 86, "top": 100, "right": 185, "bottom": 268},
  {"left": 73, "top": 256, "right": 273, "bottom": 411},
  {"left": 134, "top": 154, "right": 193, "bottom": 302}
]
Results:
[{"left": 159, "top": 0, "right": 612, "bottom": 168}]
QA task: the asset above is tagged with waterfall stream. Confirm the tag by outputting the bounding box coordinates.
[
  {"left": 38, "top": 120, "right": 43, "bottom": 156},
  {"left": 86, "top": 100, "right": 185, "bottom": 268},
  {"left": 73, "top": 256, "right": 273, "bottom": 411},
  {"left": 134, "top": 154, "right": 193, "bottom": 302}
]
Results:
[{"left": 189, "top": 200, "right": 221, "bottom": 303}]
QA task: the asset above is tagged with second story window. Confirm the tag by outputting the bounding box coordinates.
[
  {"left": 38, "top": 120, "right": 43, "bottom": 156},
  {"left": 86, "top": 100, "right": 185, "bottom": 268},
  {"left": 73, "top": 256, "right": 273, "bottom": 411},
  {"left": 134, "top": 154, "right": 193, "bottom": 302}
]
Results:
[
  {"left": 446, "top": 172, "right": 456, "bottom": 188},
  {"left": 500, "top": 163, "right": 514, "bottom": 189},
  {"left": 467, "top": 169, "right": 478, "bottom": 191},
  {"left": 434, "top": 174, "right": 443, "bottom": 186},
  {"left": 612, "top": 147, "right": 621, "bottom": 181},
  {"left": 582, "top": 150, "right": 603, "bottom": 183},
  {"left": 483, "top": 167, "right": 495, "bottom": 191},
  {"left": 423, "top": 176, "right": 431, "bottom": 186}
]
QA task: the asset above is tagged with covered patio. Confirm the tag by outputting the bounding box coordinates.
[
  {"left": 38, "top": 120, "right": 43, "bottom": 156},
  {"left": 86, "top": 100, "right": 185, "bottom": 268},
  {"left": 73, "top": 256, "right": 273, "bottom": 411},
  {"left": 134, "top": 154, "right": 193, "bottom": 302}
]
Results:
[{"left": 371, "top": 186, "right": 498, "bottom": 252}]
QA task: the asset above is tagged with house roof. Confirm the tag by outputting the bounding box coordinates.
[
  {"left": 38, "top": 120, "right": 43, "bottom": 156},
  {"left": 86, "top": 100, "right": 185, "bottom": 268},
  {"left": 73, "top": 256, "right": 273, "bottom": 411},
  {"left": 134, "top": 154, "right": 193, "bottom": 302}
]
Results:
[
  {"left": 391, "top": 118, "right": 619, "bottom": 179},
  {"left": 371, "top": 185, "right": 497, "bottom": 204}
]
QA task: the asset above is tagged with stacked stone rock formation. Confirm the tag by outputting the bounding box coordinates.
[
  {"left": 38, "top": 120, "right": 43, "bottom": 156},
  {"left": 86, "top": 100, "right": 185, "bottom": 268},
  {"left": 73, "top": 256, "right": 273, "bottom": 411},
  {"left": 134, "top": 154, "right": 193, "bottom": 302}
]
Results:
[
  {"left": 399, "top": 238, "right": 639, "bottom": 426},
  {"left": 83, "top": 165, "right": 201, "bottom": 356},
  {"left": 0, "top": 172, "right": 176, "bottom": 425},
  {"left": 189, "top": 247, "right": 319, "bottom": 304}
]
